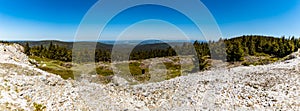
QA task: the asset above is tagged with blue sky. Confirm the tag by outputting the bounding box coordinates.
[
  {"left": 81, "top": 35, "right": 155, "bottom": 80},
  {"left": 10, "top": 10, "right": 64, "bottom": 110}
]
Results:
[{"left": 0, "top": 0, "right": 299, "bottom": 41}]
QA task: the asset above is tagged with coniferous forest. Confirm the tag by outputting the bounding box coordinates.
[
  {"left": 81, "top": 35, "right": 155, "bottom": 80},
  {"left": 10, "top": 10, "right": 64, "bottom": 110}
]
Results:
[{"left": 22, "top": 35, "right": 300, "bottom": 70}]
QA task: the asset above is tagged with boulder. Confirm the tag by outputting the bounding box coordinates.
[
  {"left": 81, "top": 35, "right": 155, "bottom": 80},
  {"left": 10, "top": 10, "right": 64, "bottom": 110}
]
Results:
[{"left": 111, "top": 76, "right": 129, "bottom": 86}]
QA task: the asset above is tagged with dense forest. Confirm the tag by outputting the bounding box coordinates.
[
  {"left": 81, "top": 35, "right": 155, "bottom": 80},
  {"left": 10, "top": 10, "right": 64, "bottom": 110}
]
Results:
[
  {"left": 23, "top": 35, "right": 300, "bottom": 70},
  {"left": 24, "top": 42, "right": 72, "bottom": 62},
  {"left": 224, "top": 35, "right": 299, "bottom": 61}
]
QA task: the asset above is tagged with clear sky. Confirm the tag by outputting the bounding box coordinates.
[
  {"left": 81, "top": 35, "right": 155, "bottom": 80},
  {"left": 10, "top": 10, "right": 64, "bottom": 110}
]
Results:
[{"left": 0, "top": 0, "right": 299, "bottom": 41}]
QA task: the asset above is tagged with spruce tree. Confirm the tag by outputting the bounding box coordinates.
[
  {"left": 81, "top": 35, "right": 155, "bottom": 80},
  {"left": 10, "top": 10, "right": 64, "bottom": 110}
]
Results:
[{"left": 24, "top": 42, "right": 31, "bottom": 55}]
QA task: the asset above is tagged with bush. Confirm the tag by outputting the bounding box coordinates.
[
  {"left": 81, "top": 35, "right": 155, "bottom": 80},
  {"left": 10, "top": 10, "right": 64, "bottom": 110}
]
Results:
[
  {"left": 164, "top": 62, "right": 181, "bottom": 70},
  {"left": 95, "top": 66, "right": 114, "bottom": 76},
  {"left": 242, "top": 62, "right": 251, "bottom": 66},
  {"left": 164, "top": 62, "right": 182, "bottom": 79},
  {"left": 33, "top": 102, "right": 46, "bottom": 111},
  {"left": 166, "top": 70, "right": 181, "bottom": 80},
  {"left": 129, "top": 62, "right": 149, "bottom": 76}
]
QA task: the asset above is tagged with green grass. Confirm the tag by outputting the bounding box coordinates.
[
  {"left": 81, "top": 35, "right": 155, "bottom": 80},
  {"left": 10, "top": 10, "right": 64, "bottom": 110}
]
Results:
[
  {"left": 254, "top": 52, "right": 269, "bottom": 57},
  {"left": 83, "top": 65, "right": 114, "bottom": 84},
  {"left": 29, "top": 56, "right": 52, "bottom": 62},
  {"left": 163, "top": 62, "right": 182, "bottom": 80},
  {"left": 128, "top": 62, "right": 150, "bottom": 82},
  {"left": 89, "top": 66, "right": 114, "bottom": 76},
  {"left": 113, "top": 62, "right": 150, "bottom": 82},
  {"left": 39, "top": 67, "right": 74, "bottom": 79},
  {"left": 30, "top": 56, "right": 74, "bottom": 79},
  {"left": 164, "top": 62, "right": 181, "bottom": 70},
  {"left": 129, "top": 62, "right": 149, "bottom": 76},
  {"left": 115, "top": 60, "right": 195, "bottom": 82},
  {"left": 29, "top": 55, "right": 197, "bottom": 83},
  {"left": 242, "top": 56, "right": 279, "bottom": 66}
]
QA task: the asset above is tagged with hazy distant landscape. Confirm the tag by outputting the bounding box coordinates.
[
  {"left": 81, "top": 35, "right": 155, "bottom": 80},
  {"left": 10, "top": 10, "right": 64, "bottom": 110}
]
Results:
[
  {"left": 1, "top": 35, "right": 298, "bottom": 83},
  {"left": 1, "top": 35, "right": 300, "bottom": 110},
  {"left": 1, "top": 0, "right": 300, "bottom": 110}
]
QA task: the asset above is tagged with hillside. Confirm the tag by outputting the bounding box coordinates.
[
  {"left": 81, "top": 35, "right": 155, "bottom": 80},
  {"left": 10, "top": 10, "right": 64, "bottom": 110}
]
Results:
[
  {"left": 14, "top": 41, "right": 112, "bottom": 50},
  {"left": 0, "top": 43, "right": 299, "bottom": 110},
  {"left": 12, "top": 40, "right": 181, "bottom": 51}
]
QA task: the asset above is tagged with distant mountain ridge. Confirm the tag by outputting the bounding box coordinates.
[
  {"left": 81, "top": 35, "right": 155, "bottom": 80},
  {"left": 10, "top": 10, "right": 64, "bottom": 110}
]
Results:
[{"left": 10, "top": 39, "right": 197, "bottom": 52}]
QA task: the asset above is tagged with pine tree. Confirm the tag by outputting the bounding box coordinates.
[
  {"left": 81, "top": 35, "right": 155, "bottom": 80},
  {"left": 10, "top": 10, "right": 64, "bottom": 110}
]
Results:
[
  {"left": 248, "top": 38, "right": 256, "bottom": 55},
  {"left": 227, "top": 41, "right": 244, "bottom": 61},
  {"left": 24, "top": 42, "right": 31, "bottom": 55}
]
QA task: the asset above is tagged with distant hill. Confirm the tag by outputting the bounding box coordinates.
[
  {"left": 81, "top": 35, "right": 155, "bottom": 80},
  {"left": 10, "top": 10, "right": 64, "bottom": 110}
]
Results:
[
  {"left": 100, "top": 39, "right": 197, "bottom": 45},
  {"left": 12, "top": 40, "right": 112, "bottom": 51},
  {"left": 11, "top": 40, "right": 188, "bottom": 52}
]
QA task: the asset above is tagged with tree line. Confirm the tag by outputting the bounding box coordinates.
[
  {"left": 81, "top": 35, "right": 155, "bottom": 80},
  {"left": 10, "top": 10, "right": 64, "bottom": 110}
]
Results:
[
  {"left": 24, "top": 42, "right": 72, "bottom": 62},
  {"left": 24, "top": 35, "right": 300, "bottom": 69},
  {"left": 224, "top": 35, "right": 299, "bottom": 61}
]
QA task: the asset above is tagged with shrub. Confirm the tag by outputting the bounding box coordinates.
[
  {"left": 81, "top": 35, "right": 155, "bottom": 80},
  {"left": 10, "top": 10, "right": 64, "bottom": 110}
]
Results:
[
  {"left": 129, "top": 62, "right": 149, "bottom": 76},
  {"left": 95, "top": 66, "right": 114, "bottom": 76},
  {"left": 164, "top": 62, "right": 182, "bottom": 79},
  {"left": 242, "top": 62, "right": 251, "bottom": 66},
  {"left": 33, "top": 102, "right": 46, "bottom": 111},
  {"left": 164, "top": 62, "right": 180, "bottom": 70}
]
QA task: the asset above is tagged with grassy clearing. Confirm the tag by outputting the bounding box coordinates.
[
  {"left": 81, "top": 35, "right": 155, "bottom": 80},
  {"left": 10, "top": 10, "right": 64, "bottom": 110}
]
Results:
[
  {"left": 242, "top": 55, "right": 279, "bottom": 66},
  {"left": 114, "top": 62, "right": 151, "bottom": 82},
  {"left": 30, "top": 56, "right": 74, "bottom": 79},
  {"left": 29, "top": 55, "right": 197, "bottom": 84},
  {"left": 39, "top": 67, "right": 74, "bottom": 79},
  {"left": 112, "top": 58, "right": 197, "bottom": 82}
]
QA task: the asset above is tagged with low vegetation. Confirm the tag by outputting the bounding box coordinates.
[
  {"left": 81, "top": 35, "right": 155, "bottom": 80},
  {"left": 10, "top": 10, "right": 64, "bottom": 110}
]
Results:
[
  {"left": 94, "top": 66, "right": 114, "bottom": 76},
  {"left": 29, "top": 56, "right": 74, "bottom": 79},
  {"left": 20, "top": 35, "right": 300, "bottom": 84},
  {"left": 0, "top": 41, "right": 10, "bottom": 44},
  {"left": 33, "top": 102, "right": 46, "bottom": 111},
  {"left": 164, "top": 62, "right": 181, "bottom": 80}
]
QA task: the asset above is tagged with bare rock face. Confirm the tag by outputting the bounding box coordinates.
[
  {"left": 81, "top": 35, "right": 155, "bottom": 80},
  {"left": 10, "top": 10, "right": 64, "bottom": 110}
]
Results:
[
  {"left": 0, "top": 43, "right": 90, "bottom": 110},
  {"left": 0, "top": 43, "right": 30, "bottom": 65},
  {"left": 0, "top": 43, "right": 299, "bottom": 110}
]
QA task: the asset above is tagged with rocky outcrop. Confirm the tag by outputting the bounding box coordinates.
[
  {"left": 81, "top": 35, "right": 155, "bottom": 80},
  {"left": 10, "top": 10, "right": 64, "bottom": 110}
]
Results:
[
  {"left": 0, "top": 43, "right": 299, "bottom": 110},
  {"left": 0, "top": 43, "right": 30, "bottom": 65}
]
